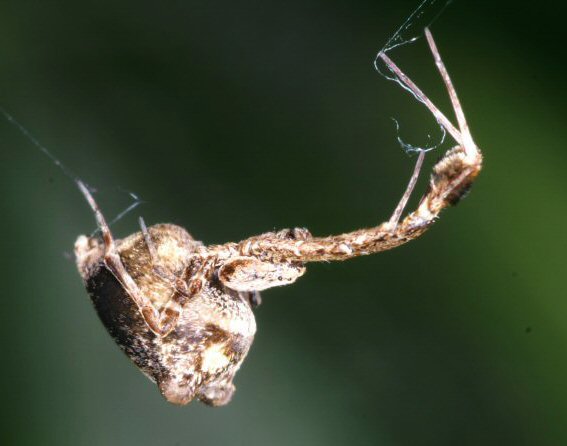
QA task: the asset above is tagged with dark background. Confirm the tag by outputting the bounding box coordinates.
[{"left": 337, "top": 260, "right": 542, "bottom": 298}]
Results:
[{"left": 1, "top": 1, "right": 566, "bottom": 445}]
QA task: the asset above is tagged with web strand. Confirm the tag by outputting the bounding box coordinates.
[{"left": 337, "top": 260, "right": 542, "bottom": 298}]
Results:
[{"left": 1, "top": 106, "right": 143, "bottom": 227}]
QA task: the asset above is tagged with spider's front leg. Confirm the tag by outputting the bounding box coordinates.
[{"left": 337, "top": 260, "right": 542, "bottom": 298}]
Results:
[
  {"left": 75, "top": 181, "right": 199, "bottom": 337},
  {"left": 234, "top": 28, "right": 482, "bottom": 265}
]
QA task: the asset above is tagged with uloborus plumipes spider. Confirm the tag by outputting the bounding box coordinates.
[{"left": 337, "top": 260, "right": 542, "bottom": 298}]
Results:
[{"left": 75, "top": 28, "right": 482, "bottom": 406}]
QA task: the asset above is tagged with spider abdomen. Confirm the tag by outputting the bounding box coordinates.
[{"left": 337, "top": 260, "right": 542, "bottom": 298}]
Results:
[{"left": 76, "top": 224, "right": 256, "bottom": 406}]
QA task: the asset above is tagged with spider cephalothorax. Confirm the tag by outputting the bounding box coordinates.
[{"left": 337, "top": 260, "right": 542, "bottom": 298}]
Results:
[{"left": 75, "top": 29, "right": 482, "bottom": 406}]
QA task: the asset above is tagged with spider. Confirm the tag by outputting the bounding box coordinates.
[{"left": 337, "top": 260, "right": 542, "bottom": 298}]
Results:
[{"left": 74, "top": 28, "right": 482, "bottom": 406}]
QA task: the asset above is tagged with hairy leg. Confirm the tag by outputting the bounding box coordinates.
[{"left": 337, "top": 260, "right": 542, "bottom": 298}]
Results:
[
  {"left": 234, "top": 29, "right": 482, "bottom": 264},
  {"left": 78, "top": 181, "right": 201, "bottom": 337}
]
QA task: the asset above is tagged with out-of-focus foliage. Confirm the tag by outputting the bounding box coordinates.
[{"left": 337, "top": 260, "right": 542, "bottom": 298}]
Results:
[{"left": 1, "top": 1, "right": 566, "bottom": 445}]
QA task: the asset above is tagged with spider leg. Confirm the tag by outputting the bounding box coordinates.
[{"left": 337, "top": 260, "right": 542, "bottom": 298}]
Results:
[
  {"left": 388, "top": 150, "right": 426, "bottom": 229},
  {"left": 234, "top": 29, "right": 482, "bottom": 264},
  {"left": 139, "top": 216, "right": 182, "bottom": 283},
  {"left": 145, "top": 258, "right": 208, "bottom": 337},
  {"left": 378, "top": 52, "right": 462, "bottom": 145},
  {"left": 138, "top": 216, "right": 208, "bottom": 333},
  {"left": 139, "top": 216, "right": 159, "bottom": 262},
  {"left": 77, "top": 180, "right": 194, "bottom": 337},
  {"left": 424, "top": 28, "right": 478, "bottom": 161}
]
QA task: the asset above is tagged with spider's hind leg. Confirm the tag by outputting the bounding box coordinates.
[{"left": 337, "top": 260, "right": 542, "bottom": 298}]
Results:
[{"left": 76, "top": 181, "right": 188, "bottom": 337}]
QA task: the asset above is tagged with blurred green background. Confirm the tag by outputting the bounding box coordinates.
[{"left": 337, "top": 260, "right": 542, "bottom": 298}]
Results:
[{"left": 1, "top": 1, "right": 566, "bottom": 445}]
